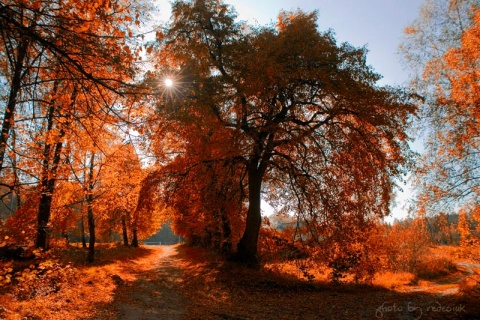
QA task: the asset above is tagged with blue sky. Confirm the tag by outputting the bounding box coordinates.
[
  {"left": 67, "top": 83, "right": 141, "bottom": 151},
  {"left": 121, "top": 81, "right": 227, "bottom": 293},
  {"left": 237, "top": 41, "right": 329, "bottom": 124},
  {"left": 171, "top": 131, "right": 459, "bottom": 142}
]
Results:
[
  {"left": 155, "top": 0, "right": 426, "bottom": 220},
  {"left": 156, "top": 0, "right": 424, "bottom": 86},
  {"left": 231, "top": 0, "right": 424, "bottom": 86}
]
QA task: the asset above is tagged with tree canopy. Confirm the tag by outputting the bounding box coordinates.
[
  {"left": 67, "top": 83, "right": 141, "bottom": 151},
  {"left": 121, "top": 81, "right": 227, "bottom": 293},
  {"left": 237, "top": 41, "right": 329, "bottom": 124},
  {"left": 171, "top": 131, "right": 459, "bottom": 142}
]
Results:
[
  {"left": 146, "top": 0, "right": 416, "bottom": 265},
  {"left": 0, "top": 0, "right": 155, "bottom": 256},
  {"left": 0, "top": 0, "right": 424, "bottom": 270},
  {"left": 401, "top": 0, "right": 480, "bottom": 214}
]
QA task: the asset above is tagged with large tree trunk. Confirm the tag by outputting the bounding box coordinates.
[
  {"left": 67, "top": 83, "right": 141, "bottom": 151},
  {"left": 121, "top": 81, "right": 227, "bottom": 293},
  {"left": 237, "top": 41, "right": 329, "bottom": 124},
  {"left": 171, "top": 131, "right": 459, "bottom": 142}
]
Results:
[
  {"left": 35, "top": 140, "right": 63, "bottom": 249},
  {"left": 36, "top": 187, "right": 54, "bottom": 250},
  {"left": 35, "top": 103, "right": 64, "bottom": 250},
  {"left": 236, "top": 164, "right": 263, "bottom": 267},
  {"left": 0, "top": 39, "right": 29, "bottom": 173},
  {"left": 122, "top": 214, "right": 129, "bottom": 246}
]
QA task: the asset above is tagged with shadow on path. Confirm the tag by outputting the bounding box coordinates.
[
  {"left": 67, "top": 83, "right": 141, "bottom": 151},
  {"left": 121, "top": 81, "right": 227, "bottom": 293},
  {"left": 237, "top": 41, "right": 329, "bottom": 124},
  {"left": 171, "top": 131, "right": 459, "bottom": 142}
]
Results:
[
  {"left": 90, "top": 245, "right": 478, "bottom": 320},
  {"left": 92, "top": 245, "right": 188, "bottom": 320}
]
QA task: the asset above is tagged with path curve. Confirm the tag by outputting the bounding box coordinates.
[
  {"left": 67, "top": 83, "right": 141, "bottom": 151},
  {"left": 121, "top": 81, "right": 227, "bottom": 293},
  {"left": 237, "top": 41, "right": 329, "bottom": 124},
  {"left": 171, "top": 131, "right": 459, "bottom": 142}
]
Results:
[{"left": 404, "top": 261, "right": 480, "bottom": 296}]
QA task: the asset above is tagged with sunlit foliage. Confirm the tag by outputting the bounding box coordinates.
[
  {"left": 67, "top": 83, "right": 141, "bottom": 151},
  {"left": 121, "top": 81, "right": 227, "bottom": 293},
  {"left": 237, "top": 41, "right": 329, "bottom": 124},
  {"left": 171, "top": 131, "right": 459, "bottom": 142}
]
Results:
[
  {"left": 402, "top": 1, "right": 480, "bottom": 215},
  {"left": 146, "top": 0, "right": 416, "bottom": 266}
]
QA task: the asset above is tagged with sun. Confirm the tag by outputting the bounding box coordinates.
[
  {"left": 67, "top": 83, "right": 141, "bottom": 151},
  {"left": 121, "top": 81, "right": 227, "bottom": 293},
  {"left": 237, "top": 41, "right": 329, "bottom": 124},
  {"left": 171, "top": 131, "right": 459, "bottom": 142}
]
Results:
[{"left": 164, "top": 78, "right": 173, "bottom": 87}]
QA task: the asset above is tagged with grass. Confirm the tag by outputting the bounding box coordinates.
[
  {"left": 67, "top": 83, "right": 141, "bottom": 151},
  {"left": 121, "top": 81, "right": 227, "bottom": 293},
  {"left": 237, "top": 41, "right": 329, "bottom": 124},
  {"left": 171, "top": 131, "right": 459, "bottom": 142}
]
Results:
[
  {"left": 0, "top": 243, "right": 160, "bottom": 320},
  {"left": 414, "top": 254, "right": 458, "bottom": 280},
  {"left": 172, "top": 245, "right": 477, "bottom": 319},
  {"left": 53, "top": 242, "right": 152, "bottom": 266},
  {"left": 373, "top": 271, "right": 416, "bottom": 289}
]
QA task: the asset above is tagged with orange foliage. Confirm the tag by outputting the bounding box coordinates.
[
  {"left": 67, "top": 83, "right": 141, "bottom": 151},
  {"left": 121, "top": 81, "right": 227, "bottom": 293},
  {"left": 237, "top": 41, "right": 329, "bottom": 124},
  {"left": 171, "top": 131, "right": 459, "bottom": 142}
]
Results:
[
  {"left": 145, "top": 120, "right": 245, "bottom": 253},
  {"left": 382, "top": 219, "right": 431, "bottom": 273},
  {"left": 0, "top": 0, "right": 154, "bottom": 250},
  {"left": 413, "top": 7, "right": 480, "bottom": 215},
  {"left": 151, "top": 1, "right": 415, "bottom": 265},
  {"left": 2, "top": 191, "right": 39, "bottom": 245}
]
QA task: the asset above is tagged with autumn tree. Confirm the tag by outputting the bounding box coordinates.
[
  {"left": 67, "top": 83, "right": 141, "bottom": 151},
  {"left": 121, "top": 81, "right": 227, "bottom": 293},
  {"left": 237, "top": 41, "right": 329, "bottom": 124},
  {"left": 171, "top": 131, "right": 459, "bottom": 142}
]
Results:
[
  {"left": 97, "top": 142, "right": 156, "bottom": 247},
  {"left": 149, "top": 123, "right": 245, "bottom": 253},
  {"left": 401, "top": 1, "right": 480, "bottom": 215},
  {"left": 0, "top": 0, "right": 144, "bottom": 173},
  {"left": 61, "top": 129, "right": 150, "bottom": 260},
  {"left": 66, "top": 148, "right": 108, "bottom": 261},
  {"left": 400, "top": 0, "right": 478, "bottom": 87},
  {"left": 0, "top": 0, "right": 153, "bottom": 249},
  {"left": 457, "top": 209, "right": 474, "bottom": 246},
  {"left": 150, "top": 0, "right": 416, "bottom": 265},
  {"left": 382, "top": 218, "right": 432, "bottom": 273},
  {"left": 425, "top": 212, "right": 457, "bottom": 244}
]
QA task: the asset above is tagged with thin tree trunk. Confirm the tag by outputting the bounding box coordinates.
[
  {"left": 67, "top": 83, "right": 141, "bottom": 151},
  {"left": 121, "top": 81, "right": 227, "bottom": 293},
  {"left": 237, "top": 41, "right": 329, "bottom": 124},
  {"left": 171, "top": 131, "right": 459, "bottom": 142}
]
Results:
[
  {"left": 449, "top": 224, "right": 454, "bottom": 245},
  {"left": 0, "top": 39, "right": 29, "bottom": 173},
  {"left": 80, "top": 212, "right": 87, "bottom": 248},
  {"left": 35, "top": 139, "right": 63, "bottom": 249},
  {"left": 131, "top": 207, "right": 139, "bottom": 247},
  {"left": 86, "top": 153, "right": 96, "bottom": 262},
  {"left": 221, "top": 211, "right": 232, "bottom": 255},
  {"left": 122, "top": 215, "right": 129, "bottom": 246},
  {"left": 86, "top": 197, "right": 95, "bottom": 262},
  {"left": 131, "top": 227, "right": 138, "bottom": 247},
  {"left": 11, "top": 128, "right": 22, "bottom": 210}
]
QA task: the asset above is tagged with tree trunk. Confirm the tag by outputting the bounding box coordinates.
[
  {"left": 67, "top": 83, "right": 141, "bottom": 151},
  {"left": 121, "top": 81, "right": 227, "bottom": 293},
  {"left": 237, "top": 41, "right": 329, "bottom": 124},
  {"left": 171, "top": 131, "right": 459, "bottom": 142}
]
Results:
[
  {"left": 11, "top": 129, "right": 22, "bottom": 210},
  {"left": 36, "top": 189, "right": 54, "bottom": 250},
  {"left": 80, "top": 213, "right": 87, "bottom": 248},
  {"left": 122, "top": 215, "right": 129, "bottom": 246},
  {"left": 86, "top": 153, "right": 96, "bottom": 262},
  {"left": 86, "top": 198, "right": 95, "bottom": 262},
  {"left": 221, "top": 211, "right": 232, "bottom": 255},
  {"left": 62, "top": 232, "right": 69, "bottom": 248},
  {"left": 0, "top": 39, "right": 29, "bottom": 173},
  {"left": 35, "top": 103, "right": 64, "bottom": 250},
  {"left": 449, "top": 223, "right": 454, "bottom": 245},
  {"left": 236, "top": 164, "right": 263, "bottom": 267},
  {"left": 131, "top": 228, "right": 139, "bottom": 247},
  {"left": 35, "top": 139, "right": 63, "bottom": 249},
  {"left": 131, "top": 208, "right": 139, "bottom": 247}
]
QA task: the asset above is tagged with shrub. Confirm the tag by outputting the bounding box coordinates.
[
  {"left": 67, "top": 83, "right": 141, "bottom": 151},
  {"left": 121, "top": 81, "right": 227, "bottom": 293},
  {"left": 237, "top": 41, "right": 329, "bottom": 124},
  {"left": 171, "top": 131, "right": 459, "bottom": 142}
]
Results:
[
  {"left": 414, "top": 255, "right": 457, "bottom": 280},
  {"left": 0, "top": 248, "right": 76, "bottom": 300},
  {"left": 383, "top": 219, "right": 431, "bottom": 273}
]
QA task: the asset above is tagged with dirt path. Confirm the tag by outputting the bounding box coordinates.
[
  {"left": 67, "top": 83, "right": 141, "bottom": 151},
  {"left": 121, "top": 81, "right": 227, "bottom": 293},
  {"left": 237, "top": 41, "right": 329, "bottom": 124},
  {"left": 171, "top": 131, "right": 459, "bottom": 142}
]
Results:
[
  {"left": 98, "top": 245, "right": 189, "bottom": 320},
  {"left": 92, "top": 245, "right": 476, "bottom": 320},
  {"left": 403, "top": 261, "right": 480, "bottom": 297},
  {"left": 456, "top": 262, "right": 480, "bottom": 278},
  {"left": 1, "top": 245, "right": 477, "bottom": 319},
  {"left": 84, "top": 245, "right": 480, "bottom": 319}
]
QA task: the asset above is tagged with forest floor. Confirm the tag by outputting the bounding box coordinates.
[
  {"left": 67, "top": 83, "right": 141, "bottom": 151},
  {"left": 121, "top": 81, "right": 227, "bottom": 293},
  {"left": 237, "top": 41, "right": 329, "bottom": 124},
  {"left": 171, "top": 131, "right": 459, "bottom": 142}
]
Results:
[{"left": 0, "top": 244, "right": 479, "bottom": 320}]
